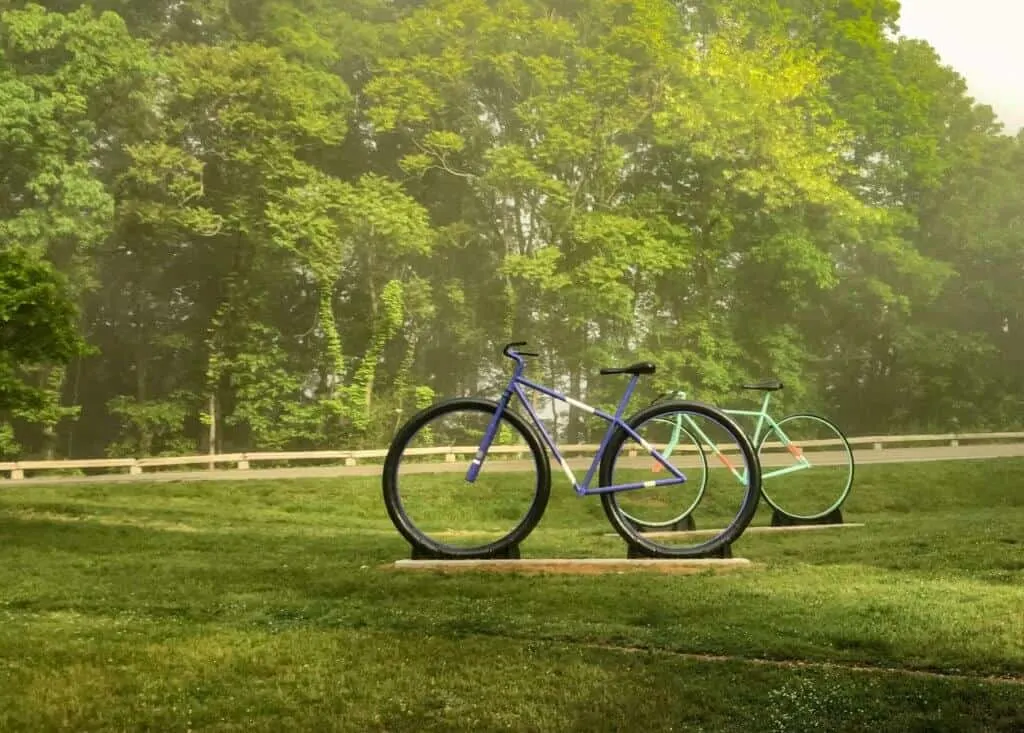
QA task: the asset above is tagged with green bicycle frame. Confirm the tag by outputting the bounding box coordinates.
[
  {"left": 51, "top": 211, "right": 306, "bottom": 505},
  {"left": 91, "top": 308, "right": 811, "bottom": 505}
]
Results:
[{"left": 659, "top": 390, "right": 812, "bottom": 483}]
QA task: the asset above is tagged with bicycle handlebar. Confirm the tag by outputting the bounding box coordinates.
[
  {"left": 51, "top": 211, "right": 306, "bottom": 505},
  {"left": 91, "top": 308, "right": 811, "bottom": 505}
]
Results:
[{"left": 502, "top": 341, "right": 539, "bottom": 358}]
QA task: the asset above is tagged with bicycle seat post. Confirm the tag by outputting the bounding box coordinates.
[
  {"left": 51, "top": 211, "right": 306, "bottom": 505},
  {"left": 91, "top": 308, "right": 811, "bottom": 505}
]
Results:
[{"left": 613, "top": 374, "right": 641, "bottom": 421}]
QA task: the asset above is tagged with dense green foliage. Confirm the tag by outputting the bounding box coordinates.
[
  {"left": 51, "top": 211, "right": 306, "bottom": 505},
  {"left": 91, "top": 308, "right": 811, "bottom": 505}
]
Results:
[
  {"left": 0, "top": 0, "right": 1021, "bottom": 458},
  {"left": 0, "top": 245, "right": 83, "bottom": 442}
]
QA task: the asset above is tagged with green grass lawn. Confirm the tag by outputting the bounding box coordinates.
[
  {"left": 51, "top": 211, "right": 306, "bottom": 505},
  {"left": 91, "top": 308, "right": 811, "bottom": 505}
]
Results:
[{"left": 1, "top": 457, "right": 1023, "bottom": 731}]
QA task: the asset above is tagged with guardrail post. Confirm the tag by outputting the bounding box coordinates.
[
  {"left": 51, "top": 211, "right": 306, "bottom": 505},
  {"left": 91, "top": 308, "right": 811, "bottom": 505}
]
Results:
[
  {"left": 950, "top": 439, "right": 959, "bottom": 447},
  {"left": 873, "top": 442, "right": 882, "bottom": 450},
  {"left": 11, "top": 467, "right": 23, "bottom": 480},
  {"left": 237, "top": 455, "right": 250, "bottom": 470},
  {"left": 445, "top": 452, "right": 456, "bottom": 463},
  {"left": 129, "top": 462, "right": 142, "bottom": 475},
  {"left": 344, "top": 457, "right": 356, "bottom": 466}
]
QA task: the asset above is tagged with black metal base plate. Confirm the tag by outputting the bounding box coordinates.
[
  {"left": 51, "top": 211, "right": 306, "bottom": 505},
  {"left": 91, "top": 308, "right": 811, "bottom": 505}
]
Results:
[
  {"left": 770, "top": 506, "right": 844, "bottom": 527},
  {"left": 626, "top": 513, "right": 697, "bottom": 534},
  {"left": 625, "top": 540, "right": 732, "bottom": 560},
  {"left": 410, "top": 543, "right": 522, "bottom": 561}
]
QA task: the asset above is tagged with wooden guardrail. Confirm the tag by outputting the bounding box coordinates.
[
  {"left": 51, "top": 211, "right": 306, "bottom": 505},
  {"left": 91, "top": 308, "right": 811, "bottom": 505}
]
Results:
[{"left": 0, "top": 431, "right": 1022, "bottom": 481}]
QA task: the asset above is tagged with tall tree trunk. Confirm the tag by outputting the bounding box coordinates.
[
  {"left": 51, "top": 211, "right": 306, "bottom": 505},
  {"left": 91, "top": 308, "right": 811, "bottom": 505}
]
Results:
[
  {"left": 207, "top": 392, "right": 217, "bottom": 469},
  {"left": 548, "top": 353, "right": 560, "bottom": 441},
  {"left": 136, "top": 347, "right": 152, "bottom": 456},
  {"left": 365, "top": 274, "right": 377, "bottom": 411},
  {"left": 569, "top": 361, "right": 583, "bottom": 444}
]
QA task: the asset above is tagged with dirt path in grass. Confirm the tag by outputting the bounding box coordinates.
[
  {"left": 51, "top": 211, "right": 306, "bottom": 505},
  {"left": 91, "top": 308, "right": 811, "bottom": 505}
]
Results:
[{"left": 565, "top": 640, "right": 1024, "bottom": 687}]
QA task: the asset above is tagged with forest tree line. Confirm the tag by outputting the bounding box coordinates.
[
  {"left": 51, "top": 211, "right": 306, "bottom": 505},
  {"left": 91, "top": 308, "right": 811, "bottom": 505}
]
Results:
[{"left": 1, "top": 0, "right": 1022, "bottom": 459}]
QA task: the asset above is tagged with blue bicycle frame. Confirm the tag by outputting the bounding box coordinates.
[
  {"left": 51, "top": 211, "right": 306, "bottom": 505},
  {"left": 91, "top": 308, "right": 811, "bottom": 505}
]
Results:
[{"left": 464, "top": 346, "right": 687, "bottom": 495}]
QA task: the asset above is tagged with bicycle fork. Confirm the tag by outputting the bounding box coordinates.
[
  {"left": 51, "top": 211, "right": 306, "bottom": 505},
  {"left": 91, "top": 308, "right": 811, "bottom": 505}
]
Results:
[{"left": 465, "top": 388, "right": 515, "bottom": 483}]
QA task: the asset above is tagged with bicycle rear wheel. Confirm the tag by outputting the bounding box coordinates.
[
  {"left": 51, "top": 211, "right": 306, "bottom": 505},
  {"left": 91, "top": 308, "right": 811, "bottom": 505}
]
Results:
[
  {"left": 599, "top": 400, "right": 761, "bottom": 558},
  {"left": 382, "top": 397, "right": 551, "bottom": 558},
  {"left": 756, "top": 413, "right": 854, "bottom": 520}
]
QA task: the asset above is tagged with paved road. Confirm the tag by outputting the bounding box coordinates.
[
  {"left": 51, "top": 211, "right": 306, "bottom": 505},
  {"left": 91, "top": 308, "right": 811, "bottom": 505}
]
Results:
[{"left": 2, "top": 442, "right": 1023, "bottom": 486}]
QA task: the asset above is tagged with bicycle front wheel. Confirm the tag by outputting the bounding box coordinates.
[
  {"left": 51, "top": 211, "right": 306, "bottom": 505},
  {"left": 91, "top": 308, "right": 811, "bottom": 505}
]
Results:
[
  {"left": 382, "top": 397, "right": 551, "bottom": 558},
  {"left": 756, "top": 413, "right": 854, "bottom": 520},
  {"left": 599, "top": 400, "right": 761, "bottom": 558}
]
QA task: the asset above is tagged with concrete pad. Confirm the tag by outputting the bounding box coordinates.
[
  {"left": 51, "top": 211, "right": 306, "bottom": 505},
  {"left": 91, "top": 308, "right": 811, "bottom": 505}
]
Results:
[{"left": 388, "top": 557, "right": 754, "bottom": 575}]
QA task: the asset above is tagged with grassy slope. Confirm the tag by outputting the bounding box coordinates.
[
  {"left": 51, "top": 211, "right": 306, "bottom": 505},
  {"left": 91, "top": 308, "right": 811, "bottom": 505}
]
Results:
[{"left": 0, "top": 458, "right": 1022, "bottom": 731}]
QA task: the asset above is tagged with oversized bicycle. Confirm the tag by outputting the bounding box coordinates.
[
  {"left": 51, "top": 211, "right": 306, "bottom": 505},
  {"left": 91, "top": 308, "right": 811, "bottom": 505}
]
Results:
[
  {"left": 381, "top": 342, "right": 763, "bottom": 559},
  {"left": 629, "top": 380, "right": 853, "bottom": 529}
]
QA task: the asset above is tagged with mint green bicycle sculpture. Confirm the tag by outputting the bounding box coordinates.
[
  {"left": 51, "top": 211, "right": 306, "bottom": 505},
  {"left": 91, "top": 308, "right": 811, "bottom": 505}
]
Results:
[{"left": 630, "top": 379, "right": 854, "bottom": 529}]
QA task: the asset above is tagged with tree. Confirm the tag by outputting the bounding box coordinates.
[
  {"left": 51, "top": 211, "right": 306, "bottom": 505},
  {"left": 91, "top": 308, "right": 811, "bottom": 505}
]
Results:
[
  {"left": 0, "top": 2, "right": 157, "bottom": 456},
  {"left": 0, "top": 246, "right": 83, "bottom": 419},
  {"left": 0, "top": 0, "right": 1020, "bottom": 457}
]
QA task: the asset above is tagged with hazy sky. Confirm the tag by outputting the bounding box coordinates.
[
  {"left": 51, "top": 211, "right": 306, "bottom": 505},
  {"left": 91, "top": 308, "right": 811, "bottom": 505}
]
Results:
[{"left": 895, "top": 0, "right": 1024, "bottom": 132}]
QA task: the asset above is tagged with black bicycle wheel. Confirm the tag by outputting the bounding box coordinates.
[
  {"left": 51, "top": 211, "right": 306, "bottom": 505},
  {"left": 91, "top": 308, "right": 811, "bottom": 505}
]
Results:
[
  {"left": 382, "top": 397, "right": 551, "bottom": 558},
  {"left": 755, "top": 413, "right": 854, "bottom": 520},
  {"left": 599, "top": 399, "right": 761, "bottom": 558}
]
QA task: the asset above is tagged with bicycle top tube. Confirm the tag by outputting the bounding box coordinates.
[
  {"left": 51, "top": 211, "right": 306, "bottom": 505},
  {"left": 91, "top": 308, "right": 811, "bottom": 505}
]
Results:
[
  {"left": 485, "top": 342, "right": 694, "bottom": 497},
  {"left": 501, "top": 341, "right": 642, "bottom": 413},
  {"left": 666, "top": 388, "right": 773, "bottom": 417}
]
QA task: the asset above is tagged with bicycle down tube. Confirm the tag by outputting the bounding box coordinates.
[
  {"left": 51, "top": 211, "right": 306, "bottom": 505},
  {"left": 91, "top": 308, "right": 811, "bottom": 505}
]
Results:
[
  {"left": 719, "top": 410, "right": 813, "bottom": 480},
  {"left": 465, "top": 369, "right": 687, "bottom": 496},
  {"left": 661, "top": 391, "right": 812, "bottom": 483}
]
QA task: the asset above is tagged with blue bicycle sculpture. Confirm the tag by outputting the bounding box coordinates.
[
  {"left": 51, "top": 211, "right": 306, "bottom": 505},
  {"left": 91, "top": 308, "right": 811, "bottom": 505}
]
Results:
[{"left": 382, "top": 342, "right": 762, "bottom": 559}]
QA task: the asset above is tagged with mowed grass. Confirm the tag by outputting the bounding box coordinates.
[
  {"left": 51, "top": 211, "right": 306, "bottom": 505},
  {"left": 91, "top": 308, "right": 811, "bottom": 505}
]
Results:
[{"left": 0, "top": 458, "right": 1022, "bottom": 731}]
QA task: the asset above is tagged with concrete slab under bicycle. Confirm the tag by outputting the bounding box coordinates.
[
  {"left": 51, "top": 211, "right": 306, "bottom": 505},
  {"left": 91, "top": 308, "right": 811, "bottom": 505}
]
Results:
[{"left": 389, "top": 557, "right": 755, "bottom": 575}]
